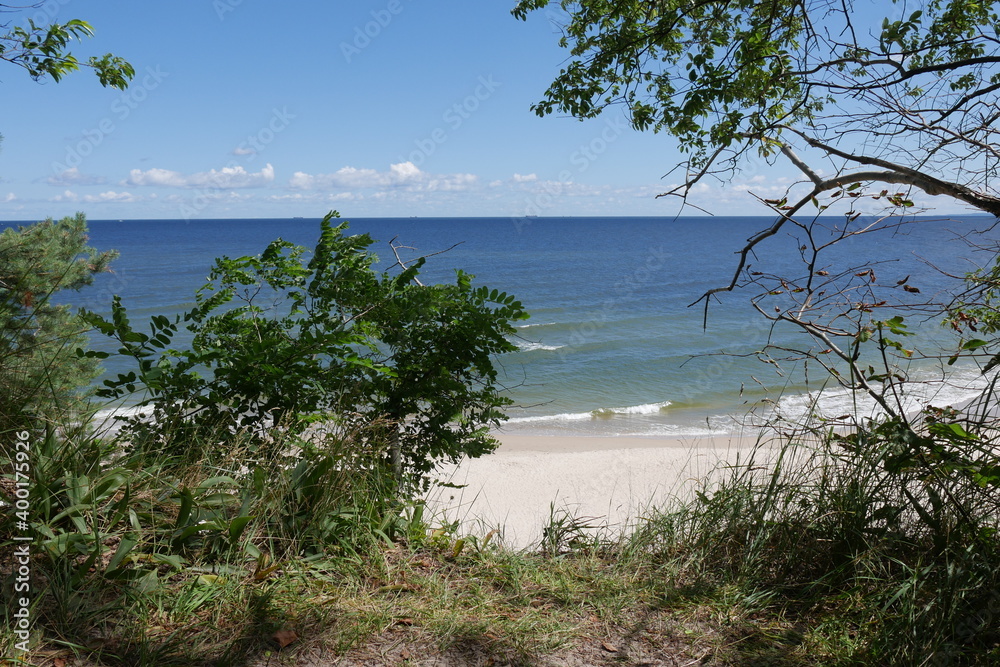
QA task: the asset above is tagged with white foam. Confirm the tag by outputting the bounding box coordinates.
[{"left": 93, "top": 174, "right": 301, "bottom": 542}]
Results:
[
  {"left": 506, "top": 411, "right": 594, "bottom": 424},
  {"left": 771, "top": 365, "right": 995, "bottom": 425},
  {"left": 594, "top": 400, "right": 673, "bottom": 416},
  {"left": 515, "top": 341, "right": 565, "bottom": 352}
]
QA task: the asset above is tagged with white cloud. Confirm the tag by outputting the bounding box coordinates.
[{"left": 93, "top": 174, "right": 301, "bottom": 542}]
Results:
[
  {"left": 231, "top": 146, "right": 255, "bottom": 156},
  {"left": 289, "top": 161, "right": 476, "bottom": 192},
  {"left": 52, "top": 189, "right": 138, "bottom": 203},
  {"left": 47, "top": 167, "right": 107, "bottom": 187},
  {"left": 85, "top": 190, "right": 137, "bottom": 203},
  {"left": 4, "top": 193, "right": 16, "bottom": 202},
  {"left": 125, "top": 163, "right": 275, "bottom": 189},
  {"left": 512, "top": 173, "right": 538, "bottom": 183}
]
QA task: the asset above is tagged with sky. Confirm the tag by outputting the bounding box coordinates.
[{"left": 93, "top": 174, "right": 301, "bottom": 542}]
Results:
[{"left": 0, "top": 0, "right": 963, "bottom": 221}]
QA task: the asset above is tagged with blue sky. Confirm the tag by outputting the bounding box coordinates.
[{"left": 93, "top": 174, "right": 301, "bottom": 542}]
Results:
[{"left": 0, "top": 0, "right": 954, "bottom": 221}]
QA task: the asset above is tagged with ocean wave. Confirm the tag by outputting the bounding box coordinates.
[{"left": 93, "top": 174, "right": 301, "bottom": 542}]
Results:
[
  {"left": 591, "top": 400, "right": 673, "bottom": 417},
  {"left": 93, "top": 405, "right": 152, "bottom": 422},
  {"left": 507, "top": 400, "right": 674, "bottom": 424},
  {"left": 771, "top": 365, "right": 995, "bottom": 425},
  {"left": 514, "top": 340, "right": 565, "bottom": 352},
  {"left": 501, "top": 411, "right": 740, "bottom": 438},
  {"left": 506, "top": 411, "right": 594, "bottom": 424},
  {"left": 516, "top": 322, "right": 556, "bottom": 329}
]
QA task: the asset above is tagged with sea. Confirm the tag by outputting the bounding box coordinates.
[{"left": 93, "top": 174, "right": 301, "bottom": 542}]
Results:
[{"left": 13, "top": 214, "right": 1000, "bottom": 438}]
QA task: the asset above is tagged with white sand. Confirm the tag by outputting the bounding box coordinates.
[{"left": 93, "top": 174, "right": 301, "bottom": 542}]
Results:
[{"left": 425, "top": 433, "right": 775, "bottom": 550}]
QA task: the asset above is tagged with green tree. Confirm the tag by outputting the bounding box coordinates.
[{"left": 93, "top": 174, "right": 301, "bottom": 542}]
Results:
[
  {"left": 514, "top": 0, "right": 1000, "bottom": 407},
  {"left": 89, "top": 212, "right": 527, "bottom": 487},
  {"left": 0, "top": 6, "right": 133, "bottom": 89},
  {"left": 514, "top": 0, "right": 1000, "bottom": 219},
  {"left": 0, "top": 214, "right": 117, "bottom": 435}
]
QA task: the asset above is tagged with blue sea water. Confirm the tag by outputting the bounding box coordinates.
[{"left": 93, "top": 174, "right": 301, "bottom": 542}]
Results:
[{"left": 11, "top": 214, "right": 999, "bottom": 437}]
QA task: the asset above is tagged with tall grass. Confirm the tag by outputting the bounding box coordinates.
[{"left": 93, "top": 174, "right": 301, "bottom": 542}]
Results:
[
  {"left": 616, "top": 411, "right": 1000, "bottom": 664},
  {"left": 0, "top": 410, "right": 409, "bottom": 664}
]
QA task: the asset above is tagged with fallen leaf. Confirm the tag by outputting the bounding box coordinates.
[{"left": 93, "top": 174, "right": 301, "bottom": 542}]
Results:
[
  {"left": 272, "top": 629, "right": 298, "bottom": 648},
  {"left": 400, "top": 648, "right": 413, "bottom": 660},
  {"left": 54, "top": 659, "right": 67, "bottom": 667},
  {"left": 395, "top": 617, "right": 415, "bottom": 626},
  {"left": 602, "top": 641, "right": 619, "bottom": 653}
]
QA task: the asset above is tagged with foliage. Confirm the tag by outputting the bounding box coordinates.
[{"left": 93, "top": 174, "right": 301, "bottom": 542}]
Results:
[
  {"left": 0, "top": 407, "right": 401, "bottom": 660},
  {"left": 0, "top": 213, "right": 117, "bottom": 436},
  {"left": 515, "top": 0, "right": 1000, "bottom": 467},
  {"left": 514, "top": 0, "right": 1000, "bottom": 216},
  {"left": 86, "top": 211, "right": 527, "bottom": 485},
  {"left": 0, "top": 8, "right": 133, "bottom": 89}
]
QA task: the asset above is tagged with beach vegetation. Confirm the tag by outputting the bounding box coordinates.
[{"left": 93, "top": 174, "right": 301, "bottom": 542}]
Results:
[
  {"left": 8, "top": 407, "right": 1000, "bottom": 664},
  {"left": 84, "top": 211, "right": 527, "bottom": 489},
  {"left": 0, "top": 211, "right": 546, "bottom": 664}
]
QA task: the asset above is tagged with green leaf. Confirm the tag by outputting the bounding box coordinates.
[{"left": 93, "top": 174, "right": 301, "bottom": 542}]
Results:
[{"left": 228, "top": 515, "right": 255, "bottom": 543}]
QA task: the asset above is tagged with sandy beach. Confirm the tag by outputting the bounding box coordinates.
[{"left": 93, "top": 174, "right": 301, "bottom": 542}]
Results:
[{"left": 426, "top": 432, "right": 775, "bottom": 550}]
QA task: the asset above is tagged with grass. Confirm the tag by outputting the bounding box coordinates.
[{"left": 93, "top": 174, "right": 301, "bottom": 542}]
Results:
[{"left": 3, "top": 405, "right": 1000, "bottom": 665}]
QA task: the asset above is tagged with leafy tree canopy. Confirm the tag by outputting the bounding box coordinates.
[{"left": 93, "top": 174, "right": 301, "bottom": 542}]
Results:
[
  {"left": 514, "top": 0, "right": 1000, "bottom": 218},
  {"left": 0, "top": 4, "right": 133, "bottom": 89}
]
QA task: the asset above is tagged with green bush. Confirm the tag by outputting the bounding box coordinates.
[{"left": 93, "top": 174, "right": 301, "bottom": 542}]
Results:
[{"left": 87, "top": 211, "right": 527, "bottom": 487}]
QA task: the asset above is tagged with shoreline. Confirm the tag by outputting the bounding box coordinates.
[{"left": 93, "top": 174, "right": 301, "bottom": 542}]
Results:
[{"left": 493, "top": 431, "right": 763, "bottom": 453}]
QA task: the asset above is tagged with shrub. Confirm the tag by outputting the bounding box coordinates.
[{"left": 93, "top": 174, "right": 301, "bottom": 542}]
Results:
[{"left": 87, "top": 211, "right": 527, "bottom": 487}]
